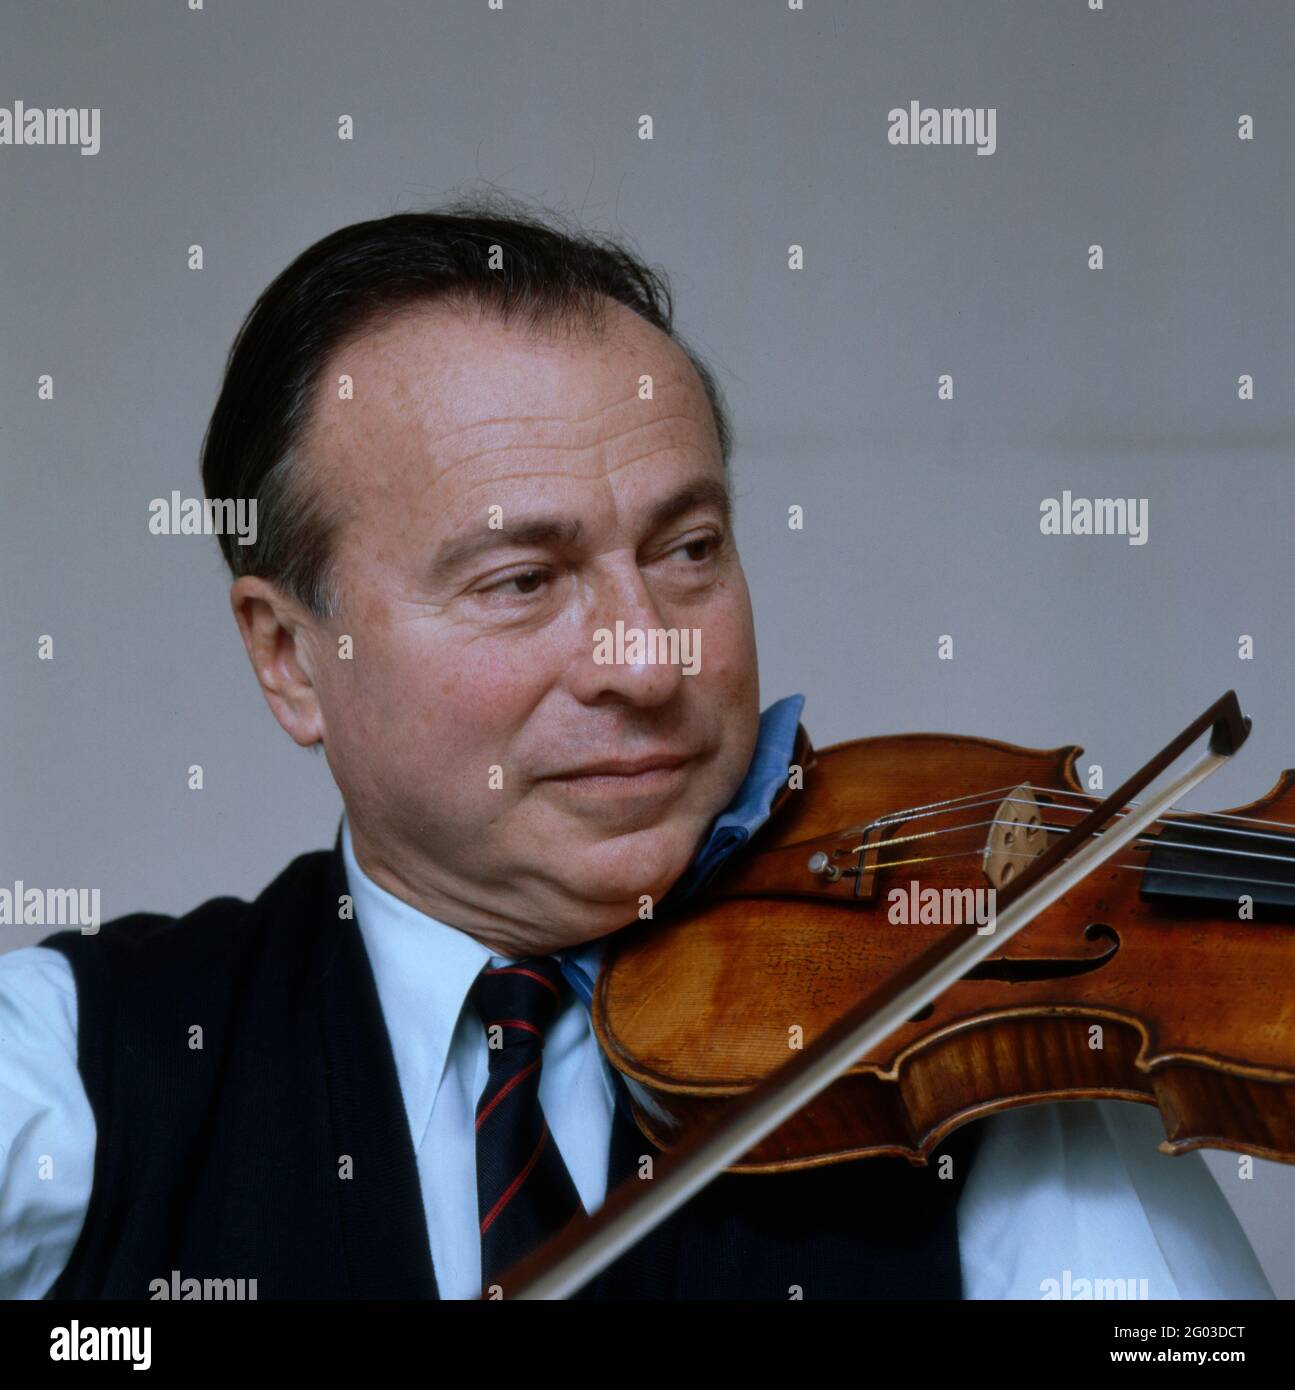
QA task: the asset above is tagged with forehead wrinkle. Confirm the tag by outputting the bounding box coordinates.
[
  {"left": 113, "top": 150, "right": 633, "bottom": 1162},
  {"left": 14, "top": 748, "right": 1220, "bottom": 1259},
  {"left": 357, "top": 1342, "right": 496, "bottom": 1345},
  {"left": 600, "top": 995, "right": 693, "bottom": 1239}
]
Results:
[
  {"left": 448, "top": 424, "right": 711, "bottom": 483},
  {"left": 421, "top": 408, "right": 709, "bottom": 471},
  {"left": 397, "top": 379, "right": 645, "bottom": 455},
  {"left": 435, "top": 469, "right": 615, "bottom": 540},
  {"left": 415, "top": 416, "right": 715, "bottom": 501},
  {"left": 600, "top": 437, "right": 716, "bottom": 477},
  {"left": 421, "top": 441, "right": 594, "bottom": 495}
]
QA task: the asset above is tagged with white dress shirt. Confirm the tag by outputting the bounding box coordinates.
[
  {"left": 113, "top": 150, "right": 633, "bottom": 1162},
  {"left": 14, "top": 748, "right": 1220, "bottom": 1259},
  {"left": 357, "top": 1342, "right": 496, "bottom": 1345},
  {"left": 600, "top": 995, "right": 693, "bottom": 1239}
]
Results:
[{"left": 337, "top": 820, "right": 616, "bottom": 1298}]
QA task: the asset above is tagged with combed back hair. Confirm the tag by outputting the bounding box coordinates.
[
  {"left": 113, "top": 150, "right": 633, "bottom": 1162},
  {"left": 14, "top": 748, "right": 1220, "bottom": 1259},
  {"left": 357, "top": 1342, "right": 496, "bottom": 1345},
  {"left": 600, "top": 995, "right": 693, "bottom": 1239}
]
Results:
[{"left": 199, "top": 194, "right": 733, "bottom": 618}]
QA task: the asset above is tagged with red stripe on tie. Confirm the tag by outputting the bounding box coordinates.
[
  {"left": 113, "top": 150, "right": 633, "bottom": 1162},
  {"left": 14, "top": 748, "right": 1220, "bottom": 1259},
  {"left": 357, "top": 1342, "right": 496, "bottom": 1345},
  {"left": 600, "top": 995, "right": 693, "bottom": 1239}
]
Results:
[
  {"left": 483, "top": 965, "right": 561, "bottom": 999},
  {"left": 488, "top": 1018, "right": 542, "bottom": 1038},
  {"left": 480, "top": 1122, "right": 550, "bottom": 1236},
  {"left": 476, "top": 1058, "right": 540, "bottom": 1131}
]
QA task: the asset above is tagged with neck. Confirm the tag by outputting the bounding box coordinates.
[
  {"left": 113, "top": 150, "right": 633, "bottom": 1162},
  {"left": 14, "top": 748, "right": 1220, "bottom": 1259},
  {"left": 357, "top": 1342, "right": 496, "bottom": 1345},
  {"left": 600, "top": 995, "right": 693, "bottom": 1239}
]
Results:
[{"left": 1140, "top": 814, "right": 1295, "bottom": 915}]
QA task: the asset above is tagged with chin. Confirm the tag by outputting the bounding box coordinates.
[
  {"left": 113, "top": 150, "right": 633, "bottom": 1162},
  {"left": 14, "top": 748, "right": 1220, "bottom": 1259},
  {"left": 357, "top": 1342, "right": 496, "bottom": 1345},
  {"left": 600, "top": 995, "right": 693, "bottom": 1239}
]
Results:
[{"left": 558, "top": 820, "right": 699, "bottom": 915}]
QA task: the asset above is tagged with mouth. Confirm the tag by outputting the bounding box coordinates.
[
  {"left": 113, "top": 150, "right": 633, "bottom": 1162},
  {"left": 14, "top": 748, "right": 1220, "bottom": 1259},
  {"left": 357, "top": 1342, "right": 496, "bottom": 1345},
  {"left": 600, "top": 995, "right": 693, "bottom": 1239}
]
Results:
[
  {"left": 551, "top": 752, "right": 694, "bottom": 779},
  {"left": 542, "top": 752, "right": 698, "bottom": 798}
]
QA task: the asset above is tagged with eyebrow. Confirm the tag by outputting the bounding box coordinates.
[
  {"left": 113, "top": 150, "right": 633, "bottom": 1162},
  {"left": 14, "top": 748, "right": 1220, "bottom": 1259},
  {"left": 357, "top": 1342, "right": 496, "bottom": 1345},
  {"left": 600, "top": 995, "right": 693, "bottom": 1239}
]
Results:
[{"left": 428, "top": 476, "right": 733, "bottom": 582}]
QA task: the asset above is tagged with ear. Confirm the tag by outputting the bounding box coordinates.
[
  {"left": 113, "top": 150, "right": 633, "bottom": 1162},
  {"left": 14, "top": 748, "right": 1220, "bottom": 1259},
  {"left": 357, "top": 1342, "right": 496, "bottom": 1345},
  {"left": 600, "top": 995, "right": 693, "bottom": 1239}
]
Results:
[{"left": 230, "top": 575, "right": 328, "bottom": 748}]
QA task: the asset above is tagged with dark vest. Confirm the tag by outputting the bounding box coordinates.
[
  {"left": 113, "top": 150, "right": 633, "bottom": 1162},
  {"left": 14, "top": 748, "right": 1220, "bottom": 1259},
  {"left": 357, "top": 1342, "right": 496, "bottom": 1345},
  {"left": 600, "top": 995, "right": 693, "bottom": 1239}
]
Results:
[{"left": 41, "top": 842, "right": 976, "bottom": 1299}]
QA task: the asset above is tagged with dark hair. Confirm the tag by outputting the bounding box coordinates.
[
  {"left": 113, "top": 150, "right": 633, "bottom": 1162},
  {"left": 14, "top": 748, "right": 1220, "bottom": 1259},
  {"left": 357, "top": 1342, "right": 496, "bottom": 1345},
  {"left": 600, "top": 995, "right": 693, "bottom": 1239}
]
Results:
[{"left": 199, "top": 194, "right": 733, "bottom": 617}]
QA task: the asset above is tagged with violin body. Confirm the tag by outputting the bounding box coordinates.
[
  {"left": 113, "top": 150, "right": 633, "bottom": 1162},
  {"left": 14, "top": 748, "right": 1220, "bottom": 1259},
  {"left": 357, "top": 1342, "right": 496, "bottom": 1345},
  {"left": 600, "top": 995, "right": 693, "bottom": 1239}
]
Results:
[{"left": 592, "top": 729, "right": 1295, "bottom": 1170}]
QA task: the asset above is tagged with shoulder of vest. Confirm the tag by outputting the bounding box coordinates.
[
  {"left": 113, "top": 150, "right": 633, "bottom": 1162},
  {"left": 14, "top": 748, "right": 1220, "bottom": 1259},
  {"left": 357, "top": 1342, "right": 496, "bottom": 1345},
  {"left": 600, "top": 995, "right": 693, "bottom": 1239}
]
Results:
[{"left": 39, "top": 846, "right": 346, "bottom": 985}]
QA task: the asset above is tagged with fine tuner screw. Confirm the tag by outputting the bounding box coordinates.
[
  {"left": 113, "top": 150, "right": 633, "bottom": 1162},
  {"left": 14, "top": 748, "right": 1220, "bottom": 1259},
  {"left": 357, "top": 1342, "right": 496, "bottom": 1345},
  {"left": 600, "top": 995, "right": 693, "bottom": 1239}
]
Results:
[{"left": 806, "top": 851, "right": 841, "bottom": 881}]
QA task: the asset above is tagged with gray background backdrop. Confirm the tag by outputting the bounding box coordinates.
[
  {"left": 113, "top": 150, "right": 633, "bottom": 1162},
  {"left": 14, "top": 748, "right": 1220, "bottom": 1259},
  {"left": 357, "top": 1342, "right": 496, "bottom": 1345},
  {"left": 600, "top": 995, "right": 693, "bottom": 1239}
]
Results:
[{"left": 2, "top": 0, "right": 1292, "bottom": 1294}]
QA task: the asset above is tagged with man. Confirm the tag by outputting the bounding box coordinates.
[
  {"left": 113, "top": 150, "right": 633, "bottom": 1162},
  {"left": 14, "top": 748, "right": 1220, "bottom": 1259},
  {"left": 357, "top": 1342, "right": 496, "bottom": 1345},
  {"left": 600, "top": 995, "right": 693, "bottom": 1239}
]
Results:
[{"left": 0, "top": 200, "right": 1275, "bottom": 1300}]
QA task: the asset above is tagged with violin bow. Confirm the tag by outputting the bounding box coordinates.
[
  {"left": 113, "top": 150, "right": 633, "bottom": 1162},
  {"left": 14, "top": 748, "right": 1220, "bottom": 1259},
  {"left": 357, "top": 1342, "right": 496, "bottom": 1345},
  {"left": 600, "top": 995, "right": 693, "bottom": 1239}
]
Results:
[{"left": 492, "top": 690, "right": 1251, "bottom": 1300}]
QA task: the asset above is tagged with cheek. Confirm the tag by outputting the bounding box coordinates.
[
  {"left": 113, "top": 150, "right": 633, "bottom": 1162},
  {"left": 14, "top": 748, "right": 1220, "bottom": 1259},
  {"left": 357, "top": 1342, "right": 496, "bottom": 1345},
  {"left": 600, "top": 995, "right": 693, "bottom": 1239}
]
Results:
[
  {"left": 696, "top": 584, "right": 757, "bottom": 692},
  {"left": 404, "top": 633, "right": 552, "bottom": 753}
]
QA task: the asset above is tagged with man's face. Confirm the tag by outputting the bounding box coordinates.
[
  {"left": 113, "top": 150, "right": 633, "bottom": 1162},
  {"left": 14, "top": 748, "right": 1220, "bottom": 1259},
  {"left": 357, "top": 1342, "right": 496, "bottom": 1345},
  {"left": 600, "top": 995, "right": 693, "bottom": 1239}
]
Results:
[{"left": 294, "top": 298, "right": 760, "bottom": 954}]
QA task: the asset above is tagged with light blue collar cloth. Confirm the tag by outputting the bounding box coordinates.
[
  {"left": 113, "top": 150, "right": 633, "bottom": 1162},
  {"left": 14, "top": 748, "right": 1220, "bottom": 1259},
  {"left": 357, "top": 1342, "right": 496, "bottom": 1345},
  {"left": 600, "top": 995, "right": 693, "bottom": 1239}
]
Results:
[{"left": 558, "top": 693, "right": 804, "bottom": 1007}]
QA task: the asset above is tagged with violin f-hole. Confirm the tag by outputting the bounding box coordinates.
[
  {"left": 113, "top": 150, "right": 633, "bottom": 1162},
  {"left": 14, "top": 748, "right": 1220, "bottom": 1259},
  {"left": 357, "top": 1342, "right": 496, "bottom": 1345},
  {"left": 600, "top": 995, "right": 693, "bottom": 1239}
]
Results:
[{"left": 965, "top": 921, "right": 1121, "bottom": 982}]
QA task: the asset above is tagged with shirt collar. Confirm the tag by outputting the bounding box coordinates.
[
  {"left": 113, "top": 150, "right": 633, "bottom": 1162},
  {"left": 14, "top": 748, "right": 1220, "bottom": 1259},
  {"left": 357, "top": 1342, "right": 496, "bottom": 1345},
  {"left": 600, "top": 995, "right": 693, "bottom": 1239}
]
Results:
[{"left": 340, "top": 819, "right": 495, "bottom": 1150}]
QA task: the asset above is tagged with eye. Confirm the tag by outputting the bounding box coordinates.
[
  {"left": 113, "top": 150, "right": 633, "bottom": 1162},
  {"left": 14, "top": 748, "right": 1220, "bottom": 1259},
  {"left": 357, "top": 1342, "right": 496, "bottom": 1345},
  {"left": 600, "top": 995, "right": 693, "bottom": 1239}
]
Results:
[
  {"left": 480, "top": 568, "right": 552, "bottom": 598},
  {"left": 671, "top": 532, "right": 721, "bottom": 564}
]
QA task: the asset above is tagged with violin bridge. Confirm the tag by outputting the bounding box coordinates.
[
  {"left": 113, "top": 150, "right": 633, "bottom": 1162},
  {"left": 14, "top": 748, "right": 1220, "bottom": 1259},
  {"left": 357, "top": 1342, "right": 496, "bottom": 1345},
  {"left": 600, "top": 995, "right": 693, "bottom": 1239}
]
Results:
[{"left": 982, "top": 783, "right": 1048, "bottom": 889}]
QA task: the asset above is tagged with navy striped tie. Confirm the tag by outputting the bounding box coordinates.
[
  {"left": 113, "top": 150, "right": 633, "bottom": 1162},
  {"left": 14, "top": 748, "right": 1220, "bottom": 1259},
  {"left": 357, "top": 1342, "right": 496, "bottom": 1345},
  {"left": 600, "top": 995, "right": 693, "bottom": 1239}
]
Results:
[{"left": 469, "top": 956, "right": 585, "bottom": 1292}]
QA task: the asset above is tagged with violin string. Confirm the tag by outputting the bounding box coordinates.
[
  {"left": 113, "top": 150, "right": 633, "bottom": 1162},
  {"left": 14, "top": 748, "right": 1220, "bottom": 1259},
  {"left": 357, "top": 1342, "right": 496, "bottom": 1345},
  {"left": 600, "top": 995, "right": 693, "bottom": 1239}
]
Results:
[
  {"left": 1035, "top": 816, "right": 1295, "bottom": 865},
  {"left": 867, "top": 781, "right": 1295, "bottom": 836},
  {"left": 866, "top": 843, "right": 1295, "bottom": 893},
  {"left": 981, "top": 799, "right": 1295, "bottom": 864},
  {"left": 848, "top": 789, "right": 1295, "bottom": 862},
  {"left": 1026, "top": 784, "right": 1295, "bottom": 835},
  {"left": 869, "top": 783, "right": 1033, "bottom": 826},
  {"left": 1018, "top": 793, "right": 1295, "bottom": 847},
  {"left": 846, "top": 806, "right": 1295, "bottom": 868}
]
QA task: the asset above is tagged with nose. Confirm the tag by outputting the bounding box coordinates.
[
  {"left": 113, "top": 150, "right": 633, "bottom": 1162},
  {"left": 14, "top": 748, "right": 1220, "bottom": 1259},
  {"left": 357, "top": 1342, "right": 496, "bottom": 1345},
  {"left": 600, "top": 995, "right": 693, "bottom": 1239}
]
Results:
[{"left": 567, "top": 558, "right": 689, "bottom": 709}]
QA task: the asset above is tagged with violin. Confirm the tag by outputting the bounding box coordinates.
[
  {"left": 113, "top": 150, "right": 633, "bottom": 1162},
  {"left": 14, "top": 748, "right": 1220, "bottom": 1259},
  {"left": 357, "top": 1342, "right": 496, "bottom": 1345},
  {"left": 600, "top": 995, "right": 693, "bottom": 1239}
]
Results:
[{"left": 498, "top": 691, "right": 1295, "bottom": 1298}]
